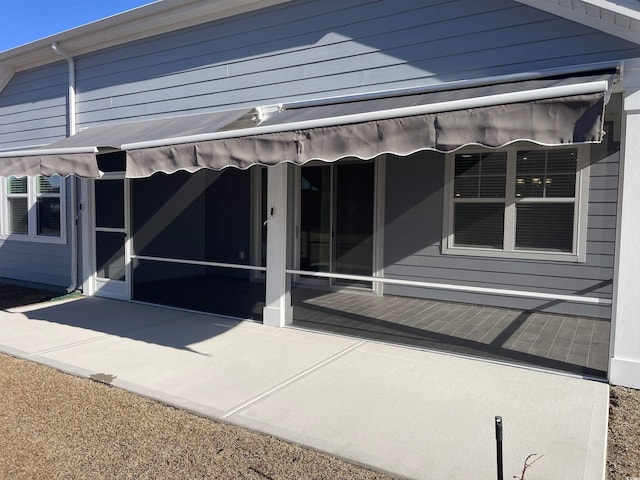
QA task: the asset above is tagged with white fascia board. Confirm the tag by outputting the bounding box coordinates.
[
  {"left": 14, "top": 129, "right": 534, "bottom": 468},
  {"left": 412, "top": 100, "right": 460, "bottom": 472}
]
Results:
[
  {"left": 578, "top": 0, "right": 640, "bottom": 19},
  {"left": 0, "top": 64, "right": 15, "bottom": 94},
  {"left": 514, "top": 0, "right": 640, "bottom": 45},
  {"left": 0, "top": 0, "right": 292, "bottom": 72}
]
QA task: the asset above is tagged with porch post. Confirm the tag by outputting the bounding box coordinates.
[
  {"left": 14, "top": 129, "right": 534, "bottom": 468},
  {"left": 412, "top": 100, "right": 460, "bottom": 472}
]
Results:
[
  {"left": 610, "top": 62, "right": 640, "bottom": 389},
  {"left": 262, "top": 163, "right": 293, "bottom": 327},
  {"left": 79, "top": 178, "right": 95, "bottom": 296}
]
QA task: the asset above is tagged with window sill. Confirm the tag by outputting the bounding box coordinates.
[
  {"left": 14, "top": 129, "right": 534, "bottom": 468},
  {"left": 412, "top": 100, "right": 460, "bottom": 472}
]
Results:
[
  {"left": 441, "top": 244, "right": 585, "bottom": 263},
  {"left": 0, "top": 233, "right": 67, "bottom": 245}
]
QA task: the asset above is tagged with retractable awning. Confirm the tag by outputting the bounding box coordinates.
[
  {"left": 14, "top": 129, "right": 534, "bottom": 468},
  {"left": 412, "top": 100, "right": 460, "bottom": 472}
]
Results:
[
  {"left": 124, "top": 69, "right": 617, "bottom": 178},
  {"left": 0, "top": 108, "right": 258, "bottom": 178},
  {"left": 0, "top": 68, "right": 617, "bottom": 179}
]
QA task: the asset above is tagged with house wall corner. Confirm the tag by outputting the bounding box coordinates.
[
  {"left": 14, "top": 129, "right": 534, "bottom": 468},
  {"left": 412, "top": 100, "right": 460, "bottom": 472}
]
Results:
[{"left": 610, "top": 60, "right": 640, "bottom": 388}]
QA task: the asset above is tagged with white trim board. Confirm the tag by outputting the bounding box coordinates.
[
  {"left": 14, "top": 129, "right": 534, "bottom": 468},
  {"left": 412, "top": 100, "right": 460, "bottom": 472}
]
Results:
[
  {"left": 0, "top": 65, "right": 14, "bottom": 95},
  {"left": 514, "top": 0, "right": 640, "bottom": 45}
]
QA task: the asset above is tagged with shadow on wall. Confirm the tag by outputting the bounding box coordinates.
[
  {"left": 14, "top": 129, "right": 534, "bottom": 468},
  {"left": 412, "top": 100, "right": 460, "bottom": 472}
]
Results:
[
  {"left": 70, "top": 0, "right": 640, "bottom": 121},
  {"left": 0, "top": 61, "right": 70, "bottom": 151},
  {"left": 382, "top": 150, "right": 446, "bottom": 268}
]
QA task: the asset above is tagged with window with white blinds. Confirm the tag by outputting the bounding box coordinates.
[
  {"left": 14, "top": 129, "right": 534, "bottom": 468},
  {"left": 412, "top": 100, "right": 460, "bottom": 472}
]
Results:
[
  {"left": 444, "top": 145, "right": 589, "bottom": 262},
  {"left": 1, "top": 176, "right": 65, "bottom": 242},
  {"left": 452, "top": 152, "right": 507, "bottom": 249},
  {"left": 36, "top": 176, "right": 62, "bottom": 237},
  {"left": 6, "top": 177, "right": 29, "bottom": 235}
]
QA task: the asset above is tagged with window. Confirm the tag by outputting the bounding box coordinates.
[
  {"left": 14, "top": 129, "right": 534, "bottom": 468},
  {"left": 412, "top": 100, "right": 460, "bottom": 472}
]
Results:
[
  {"left": 443, "top": 145, "right": 589, "bottom": 262},
  {"left": 6, "top": 177, "right": 29, "bottom": 235},
  {"left": 1, "top": 176, "right": 65, "bottom": 242}
]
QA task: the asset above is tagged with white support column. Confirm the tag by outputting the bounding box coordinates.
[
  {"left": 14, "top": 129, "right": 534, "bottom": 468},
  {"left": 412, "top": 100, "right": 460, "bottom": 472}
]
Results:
[
  {"left": 80, "top": 178, "right": 95, "bottom": 296},
  {"left": 263, "top": 163, "right": 293, "bottom": 327},
  {"left": 610, "top": 61, "right": 640, "bottom": 388}
]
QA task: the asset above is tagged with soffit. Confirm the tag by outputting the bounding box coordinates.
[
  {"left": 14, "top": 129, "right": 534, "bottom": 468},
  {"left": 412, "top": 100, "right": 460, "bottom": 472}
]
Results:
[{"left": 514, "top": 0, "right": 640, "bottom": 45}]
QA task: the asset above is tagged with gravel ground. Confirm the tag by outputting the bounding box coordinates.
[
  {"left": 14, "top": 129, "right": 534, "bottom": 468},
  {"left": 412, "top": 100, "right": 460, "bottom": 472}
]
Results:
[
  {"left": 0, "top": 285, "right": 396, "bottom": 480},
  {"left": 0, "top": 353, "right": 396, "bottom": 480},
  {"left": 607, "top": 386, "right": 640, "bottom": 480},
  {"left": 0, "top": 283, "right": 66, "bottom": 309},
  {"left": 0, "top": 283, "right": 639, "bottom": 479}
]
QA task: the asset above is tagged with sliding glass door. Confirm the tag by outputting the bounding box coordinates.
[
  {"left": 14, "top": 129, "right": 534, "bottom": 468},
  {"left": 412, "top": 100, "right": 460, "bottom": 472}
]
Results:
[{"left": 297, "top": 161, "right": 375, "bottom": 288}]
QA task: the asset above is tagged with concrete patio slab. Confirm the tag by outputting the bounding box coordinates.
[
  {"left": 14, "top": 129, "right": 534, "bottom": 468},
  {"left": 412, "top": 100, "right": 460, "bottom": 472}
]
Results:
[
  {"left": 0, "top": 297, "right": 609, "bottom": 480},
  {"left": 3, "top": 297, "right": 188, "bottom": 353},
  {"left": 230, "top": 341, "right": 608, "bottom": 479}
]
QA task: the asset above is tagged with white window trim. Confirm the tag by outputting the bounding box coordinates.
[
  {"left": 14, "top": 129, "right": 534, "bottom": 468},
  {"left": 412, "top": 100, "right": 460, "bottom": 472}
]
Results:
[
  {"left": 442, "top": 144, "right": 590, "bottom": 263},
  {"left": 0, "top": 175, "right": 67, "bottom": 244}
]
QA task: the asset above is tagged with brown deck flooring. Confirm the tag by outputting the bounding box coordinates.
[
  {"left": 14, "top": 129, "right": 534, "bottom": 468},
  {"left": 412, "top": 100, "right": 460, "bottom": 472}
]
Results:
[
  {"left": 292, "top": 288, "right": 610, "bottom": 378},
  {"left": 133, "top": 275, "right": 610, "bottom": 378}
]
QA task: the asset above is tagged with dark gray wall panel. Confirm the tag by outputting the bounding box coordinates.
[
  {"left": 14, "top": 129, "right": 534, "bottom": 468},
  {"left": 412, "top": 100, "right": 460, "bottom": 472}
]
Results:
[
  {"left": 132, "top": 170, "right": 207, "bottom": 260},
  {"left": 0, "top": 62, "right": 68, "bottom": 151},
  {"left": 73, "top": 0, "right": 640, "bottom": 126},
  {"left": 0, "top": 242, "right": 69, "bottom": 277},
  {"left": 204, "top": 169, "right": 251, "bottom": 265}
]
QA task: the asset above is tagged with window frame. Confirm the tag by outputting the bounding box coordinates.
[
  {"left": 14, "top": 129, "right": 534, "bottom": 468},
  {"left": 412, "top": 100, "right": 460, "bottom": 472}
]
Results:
[
  {"left": 5, "top": 176, "right": 29, "bottom": 236},
  {"left": 442, "top": 143, "right": 590, "bottom": 263},
  {"left": 0, "top": 175, "right": 67, "bottom": 244}
]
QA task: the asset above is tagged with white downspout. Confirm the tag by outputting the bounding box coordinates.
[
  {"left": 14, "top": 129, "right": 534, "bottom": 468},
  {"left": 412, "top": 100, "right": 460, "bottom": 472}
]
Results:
[
  {"left": 52, "top": 43, "right": 76, "bottom": 135},
  {"left": 52, "top": 42, "right": 79, "bottom": 294}
]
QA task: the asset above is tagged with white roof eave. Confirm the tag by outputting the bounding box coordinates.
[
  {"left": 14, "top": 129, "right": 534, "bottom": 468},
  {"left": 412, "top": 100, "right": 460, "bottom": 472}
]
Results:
[
  {"left": 514, "top": 0, "right": 640, "bottom": 45},
  {"left": 0, "top": 0, "right": 292, "bottom": 73},
  {"left": 0, "top": 64, "right": 14, "bottom": 92}
]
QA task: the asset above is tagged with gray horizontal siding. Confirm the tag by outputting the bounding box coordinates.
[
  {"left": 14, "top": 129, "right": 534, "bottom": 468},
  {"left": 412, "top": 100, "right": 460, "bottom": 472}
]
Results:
[
  {"left": 0, "top": 243, "right": 71, "bottom": 286},
  {"left": 0, "top": 62, "right": 68, "bottom": 151},
  {"left": 0, "top": 178, "right": 73, "bottom": 288},
  {"left": 382, "top": 96, "right": 623, "bottom": 319},
  {"left": 73, "top": 0, "right": 640, "bottom": 126},
  {"left": 0, "top": 62, "right": 72, "bottom": 286}
]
